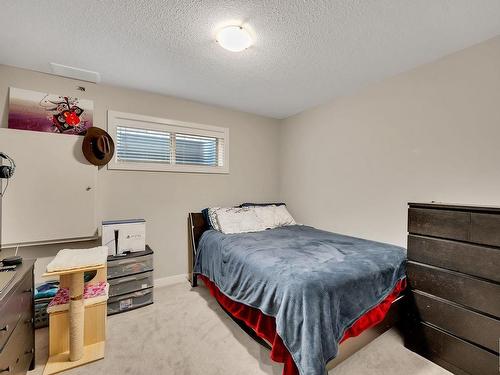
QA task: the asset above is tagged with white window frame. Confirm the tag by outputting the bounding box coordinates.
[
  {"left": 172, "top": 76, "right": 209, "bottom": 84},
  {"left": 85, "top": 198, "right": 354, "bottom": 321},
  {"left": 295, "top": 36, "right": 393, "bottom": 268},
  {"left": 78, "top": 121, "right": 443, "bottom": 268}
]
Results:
[{"left": 107, "top": 110, "right": 229, "bottom": 174}]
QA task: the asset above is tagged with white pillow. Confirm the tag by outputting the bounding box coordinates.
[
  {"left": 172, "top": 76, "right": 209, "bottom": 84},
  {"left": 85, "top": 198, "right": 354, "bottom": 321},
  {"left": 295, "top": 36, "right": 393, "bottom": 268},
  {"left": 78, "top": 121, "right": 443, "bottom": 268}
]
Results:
[
  {"left": 253, "top": 205, "right": 278, "bottom": 230},
  {"left": 215, "top": 207, "right": 266, "bottom": 234},
  {"left": 274, "top": 205, "right": 296, "bottom": 227}
]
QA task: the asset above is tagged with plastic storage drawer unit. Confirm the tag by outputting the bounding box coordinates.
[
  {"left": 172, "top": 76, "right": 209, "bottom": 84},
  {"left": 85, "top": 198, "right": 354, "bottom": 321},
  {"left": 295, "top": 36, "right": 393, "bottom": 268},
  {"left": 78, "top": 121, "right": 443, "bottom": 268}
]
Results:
[
  {"left": 107, "top": 288, "right": 154, "bottom": 315},
  {"left": 107, "top": 253, "right": 153, "bottom": 279},
  {"left": 108, "top": 271, "right": 153, "bottom": 297}
]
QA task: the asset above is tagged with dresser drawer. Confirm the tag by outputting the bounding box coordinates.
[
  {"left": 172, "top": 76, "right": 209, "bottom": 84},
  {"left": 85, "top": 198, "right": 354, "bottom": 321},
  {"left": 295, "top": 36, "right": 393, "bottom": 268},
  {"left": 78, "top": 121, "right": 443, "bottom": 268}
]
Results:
[
  {"left": 408, "top": 235, "right": 500, "bottom": 282},
  {"left": 408, "top": 208, "right": 470, "bottom": 241},
  {"left": 107, "top": 254, "right": 153, "bottom": 279},
  {"left": 419, "top": 322, "right": 498, "bottom": 375},
  {"left": 108, "top": 271, "right": 153, "bottom": 297},
  {"left": 0, "top": 273, "right": 33, "bottom": 351},
  {"left": 407, "top": 262, "right": 500, "bottom": 318},
  {"left": 0, "top": 313, "right": 34, "bottom": 375},
  {"left": 413, "top": 291, "right": 500, "bottom": 352},
  {"left": 470, "top": 212, "right": 500, "bottom": 247}
]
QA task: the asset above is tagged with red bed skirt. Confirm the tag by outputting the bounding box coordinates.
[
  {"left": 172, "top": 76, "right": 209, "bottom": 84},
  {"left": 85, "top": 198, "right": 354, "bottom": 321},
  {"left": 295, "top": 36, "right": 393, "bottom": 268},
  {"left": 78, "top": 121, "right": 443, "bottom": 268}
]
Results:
[{"left": 199, "top": 275, "right": 406, "bottom": 375}]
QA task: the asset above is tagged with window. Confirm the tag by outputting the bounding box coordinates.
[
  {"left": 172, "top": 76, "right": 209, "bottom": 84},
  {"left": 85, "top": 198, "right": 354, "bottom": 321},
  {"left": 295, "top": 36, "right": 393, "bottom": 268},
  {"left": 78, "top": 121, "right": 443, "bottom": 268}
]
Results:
[
  {"left": 116, "top": 127, "right": 171, "bottom": 163},
  {"left": 107, "top": 111, "right": 229, "bottom": 173}
]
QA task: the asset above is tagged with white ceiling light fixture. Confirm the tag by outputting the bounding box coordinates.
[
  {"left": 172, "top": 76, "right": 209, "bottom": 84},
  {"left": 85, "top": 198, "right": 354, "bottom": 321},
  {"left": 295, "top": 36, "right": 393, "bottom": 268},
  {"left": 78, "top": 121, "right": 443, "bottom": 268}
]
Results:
[{"left": 216, "top": 25, "right": 253, "bottom": 52}]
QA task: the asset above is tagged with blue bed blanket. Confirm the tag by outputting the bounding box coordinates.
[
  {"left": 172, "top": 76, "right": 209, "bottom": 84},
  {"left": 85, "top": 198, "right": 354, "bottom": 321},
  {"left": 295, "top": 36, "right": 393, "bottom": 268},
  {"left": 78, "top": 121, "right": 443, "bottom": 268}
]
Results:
[{"left": 194, "top": 225, "right": 406, "bottom": 375}]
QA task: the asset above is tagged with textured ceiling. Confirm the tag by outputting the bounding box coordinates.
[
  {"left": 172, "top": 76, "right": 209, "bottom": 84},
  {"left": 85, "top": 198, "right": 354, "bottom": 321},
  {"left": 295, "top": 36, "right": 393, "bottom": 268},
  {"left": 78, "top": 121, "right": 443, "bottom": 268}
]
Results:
[{"left": 1, "top": 1, "right": 500, "bottom": 118}]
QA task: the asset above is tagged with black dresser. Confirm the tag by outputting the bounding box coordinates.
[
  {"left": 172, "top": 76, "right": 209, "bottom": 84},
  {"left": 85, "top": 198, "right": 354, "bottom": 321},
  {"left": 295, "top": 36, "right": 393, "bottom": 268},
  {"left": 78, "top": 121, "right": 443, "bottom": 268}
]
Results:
[
  {"left": 404, "top": 202, "right": 500, "bottom": 375},
  {"left": 0, "top": 260, "right": 35, "bottom": 374}
]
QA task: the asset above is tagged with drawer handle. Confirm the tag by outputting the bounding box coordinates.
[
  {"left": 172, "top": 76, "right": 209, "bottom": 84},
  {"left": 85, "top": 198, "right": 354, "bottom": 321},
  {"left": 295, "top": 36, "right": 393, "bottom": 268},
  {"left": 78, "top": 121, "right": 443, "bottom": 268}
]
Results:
[
  {"left": 0, "top": 324, "right": 8, "bottom": 332},
  {"left": 113, "top": 275, "right": 149, "bottom": 284},
  {"left": 114, "top": 276, "right": 138, "bottom": 284},
  {"left": 23, "top": 287, "right": 33, "bottom": 293},
  {"left": 24, "top": 348, "right": 34, "bottom": 355},
  {"left": 113, "top": 258, "right": 140, "bottom": 266},
  {"left": 25, "top": 317, "right": 34, "bottom": 325},
  {"left": 0, "top": 366, "right": 11, "bottom": 373}
]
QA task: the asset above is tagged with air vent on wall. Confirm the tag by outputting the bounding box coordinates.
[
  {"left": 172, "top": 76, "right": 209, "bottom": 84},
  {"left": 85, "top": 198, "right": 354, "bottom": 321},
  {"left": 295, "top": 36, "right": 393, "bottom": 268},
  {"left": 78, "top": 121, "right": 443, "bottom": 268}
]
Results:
[{"left": 49, "top": 63, "right": 101, "bottom": 83}]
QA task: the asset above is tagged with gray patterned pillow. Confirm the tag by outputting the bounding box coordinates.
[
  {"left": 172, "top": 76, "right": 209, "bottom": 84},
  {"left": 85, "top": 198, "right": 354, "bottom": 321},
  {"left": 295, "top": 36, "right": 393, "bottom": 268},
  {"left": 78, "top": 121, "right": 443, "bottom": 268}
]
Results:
[
  {"left": 214, "top": 206, "right": 267, "bottom": 234},
  {"left": 207, "top": 207, "right": 221, "bottom": 231}
]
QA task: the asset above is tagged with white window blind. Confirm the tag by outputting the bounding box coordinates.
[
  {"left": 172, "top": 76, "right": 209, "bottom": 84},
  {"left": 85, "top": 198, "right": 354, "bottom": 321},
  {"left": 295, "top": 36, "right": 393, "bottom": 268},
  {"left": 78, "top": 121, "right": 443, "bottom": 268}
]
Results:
[
  {"left": 108, "top": 111, "right": 229, "bottom": 173},
  {"left": 175, "top": 133, "right": 219, "bottom": 166},
  {"left": 117, "top": 127, "right": 171, "bottom": 163}
]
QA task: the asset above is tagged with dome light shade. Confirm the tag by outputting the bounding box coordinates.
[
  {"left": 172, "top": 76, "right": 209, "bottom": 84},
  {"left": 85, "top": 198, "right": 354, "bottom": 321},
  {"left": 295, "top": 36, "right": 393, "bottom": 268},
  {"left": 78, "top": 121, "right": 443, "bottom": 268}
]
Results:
[{"left": 216, "top": 26, "right": 253, "bottom": 52}]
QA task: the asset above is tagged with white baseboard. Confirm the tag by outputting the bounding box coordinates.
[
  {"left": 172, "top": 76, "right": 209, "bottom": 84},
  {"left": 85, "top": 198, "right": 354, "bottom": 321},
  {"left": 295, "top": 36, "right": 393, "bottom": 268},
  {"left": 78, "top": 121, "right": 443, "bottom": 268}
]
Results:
[{"left": 154, "top": 273, "right": 189, "bottom": 288}]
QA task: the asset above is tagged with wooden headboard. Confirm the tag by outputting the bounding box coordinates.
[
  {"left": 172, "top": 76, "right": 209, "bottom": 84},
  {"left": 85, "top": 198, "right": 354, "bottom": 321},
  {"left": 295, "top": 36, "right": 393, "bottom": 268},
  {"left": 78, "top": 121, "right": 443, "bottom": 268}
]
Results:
[
  {"left": 188, "top": 213, "right": 208, "bottom": 287},
  {"left": 189, "top": 213, "right": 208, "bottom": 249}
]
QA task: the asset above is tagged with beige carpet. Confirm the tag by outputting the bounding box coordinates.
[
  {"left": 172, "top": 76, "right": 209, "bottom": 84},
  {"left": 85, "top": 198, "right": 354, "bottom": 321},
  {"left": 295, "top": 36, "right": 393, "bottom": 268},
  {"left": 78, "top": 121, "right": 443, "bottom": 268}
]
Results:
[{"left": 29, "top": 282, "right": 451, "bottom": 375}]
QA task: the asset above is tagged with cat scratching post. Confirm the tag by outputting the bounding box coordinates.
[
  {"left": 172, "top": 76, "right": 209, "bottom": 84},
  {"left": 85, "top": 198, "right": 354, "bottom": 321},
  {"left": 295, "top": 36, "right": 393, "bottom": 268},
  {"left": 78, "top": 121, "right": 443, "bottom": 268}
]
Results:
[
  {"left": 43, "top": 247, "right": 109, "bottom": 375},
  {"left": 68, "top": 270, "right": 85, "bottom": 361}
]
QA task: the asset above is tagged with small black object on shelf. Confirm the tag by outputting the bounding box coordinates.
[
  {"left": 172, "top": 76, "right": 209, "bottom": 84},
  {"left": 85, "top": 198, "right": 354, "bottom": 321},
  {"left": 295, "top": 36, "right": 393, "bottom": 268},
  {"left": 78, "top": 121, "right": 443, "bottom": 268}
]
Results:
[{"left": 2, "top": 255, "right": 23, "bottom": 266}]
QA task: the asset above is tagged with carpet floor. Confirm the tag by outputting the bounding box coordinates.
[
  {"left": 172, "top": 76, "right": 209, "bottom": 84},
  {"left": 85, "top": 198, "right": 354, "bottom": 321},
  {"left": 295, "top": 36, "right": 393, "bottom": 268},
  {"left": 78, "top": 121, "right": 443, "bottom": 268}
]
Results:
[{"left": 29, "top": 282, "right": 451, "bottom": 375}]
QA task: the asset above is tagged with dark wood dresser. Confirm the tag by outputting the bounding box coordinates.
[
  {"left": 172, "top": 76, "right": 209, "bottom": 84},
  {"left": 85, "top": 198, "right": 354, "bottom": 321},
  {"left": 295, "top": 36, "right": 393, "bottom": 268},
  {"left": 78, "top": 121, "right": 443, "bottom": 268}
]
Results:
[
  {"left": 404, "top": 202, "right": 500, "bottom": 375},
  {"left": 0, "top": 260, "right": 35, "bottom": 374}
]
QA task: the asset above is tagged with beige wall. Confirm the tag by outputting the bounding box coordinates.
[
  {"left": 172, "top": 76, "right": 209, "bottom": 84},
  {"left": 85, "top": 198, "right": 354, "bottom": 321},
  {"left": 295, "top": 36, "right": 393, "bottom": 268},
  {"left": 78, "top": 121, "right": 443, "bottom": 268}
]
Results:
[
  {"left": 0, "top": 65, "right": 281, "bottom": 280},
  {"left": 2, "top": 35, "right": 500, "bottom": 280},
  {"left": 279, "top": 36, "right": 500, "bottom": 247}
]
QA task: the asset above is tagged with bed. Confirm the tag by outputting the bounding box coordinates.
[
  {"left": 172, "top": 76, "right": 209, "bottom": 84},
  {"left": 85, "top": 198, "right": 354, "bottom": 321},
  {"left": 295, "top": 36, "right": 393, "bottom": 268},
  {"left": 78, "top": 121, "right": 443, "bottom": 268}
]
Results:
[{"left": 188, "top": 212, "right": 407, "bottom": 375}]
